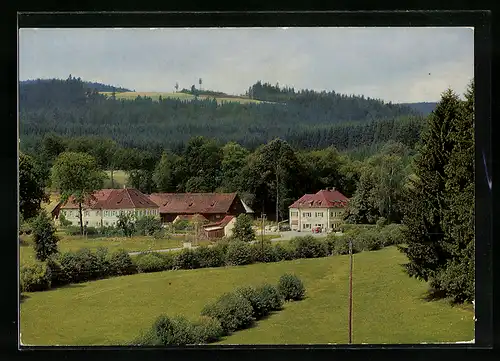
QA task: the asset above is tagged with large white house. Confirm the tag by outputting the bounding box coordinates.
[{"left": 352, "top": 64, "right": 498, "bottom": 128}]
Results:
[
  {"left": 58, "top": 188, "right": 160, "bottom": 228},
  {"left": 288, "top": 188, "right": 349, "bottom": 232}
]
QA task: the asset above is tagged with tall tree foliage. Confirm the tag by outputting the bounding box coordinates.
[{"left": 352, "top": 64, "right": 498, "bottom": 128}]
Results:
[
  {"left": 31, "top": 211, "right": 59, "bottom": 261},
  {"left": 51, "top": 152, "right": 107, "bottom": 235},
  {"left": 19, "top": 153, "right": 49, "bottom": 220},
  {"left": 399, "top": 86, "right": 474, "bottom": 303}
]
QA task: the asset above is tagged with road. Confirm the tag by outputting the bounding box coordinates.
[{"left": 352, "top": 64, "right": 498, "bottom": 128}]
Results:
[{"left": 128, "top": 230, "right": 336, "bottom": 256}]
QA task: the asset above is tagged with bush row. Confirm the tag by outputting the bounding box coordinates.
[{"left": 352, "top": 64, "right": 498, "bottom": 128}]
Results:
[
  {"left": 20, "top": 248, "right": 137, "bottom": 292},
  {"left": 21, "top": 225, "right": 403, "bottom": 293},
  {"left": 134, "top": 274, "right": 305, "bottom": 345}
]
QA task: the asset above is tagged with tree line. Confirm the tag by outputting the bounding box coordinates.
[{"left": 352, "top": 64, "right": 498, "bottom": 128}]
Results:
[{"left": 19, "top": 76, "right": 424, "bottom": 153}]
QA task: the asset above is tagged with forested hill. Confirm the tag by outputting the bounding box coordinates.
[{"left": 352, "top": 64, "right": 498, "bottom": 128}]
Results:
[
  {"left": 20, "top": 77, "right": 132, "bottom": 94},
  {"left": 19, "top": 77, "right": 424, "bottom": 154},
  {"left": 399, "top": 102, "right": 437, "bottom": 116}
]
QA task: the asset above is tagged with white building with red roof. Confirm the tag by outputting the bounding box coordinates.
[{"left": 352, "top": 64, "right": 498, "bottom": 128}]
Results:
[
  {"left": 288, "top": 187, "right": 349, "bottom": 232},
  {"left": 58, "top": 188, "right": 160, "bottom": 228}
]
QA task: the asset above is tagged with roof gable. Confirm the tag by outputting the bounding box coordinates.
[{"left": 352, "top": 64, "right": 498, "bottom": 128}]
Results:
[
  {"left": 60, "top": 188, "right": 158, "bottom": 210},
  {"left": 289, "top": 189, "right": 349, "bottom": 209}
]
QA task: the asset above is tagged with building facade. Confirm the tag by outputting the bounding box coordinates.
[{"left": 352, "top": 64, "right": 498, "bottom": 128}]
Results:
[
  {"left": 288, "top": 188, "right": 348, "bottom": 232},
  {"left": 59, "top": 188, "right": 160, "bottom": 228}
]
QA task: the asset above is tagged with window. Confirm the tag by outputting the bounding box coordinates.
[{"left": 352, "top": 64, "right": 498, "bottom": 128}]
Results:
[
  {"left": 303, "top": 223, "right": 311, "bottom": 229},
  {"left": 68, "top": 211, "right": 73, "bottom": 217},
  {"left": 303, "top": 212, "right": 311, "bottom": 217},
  {"left": 315, "top": 212, "right": 323, "bottom": 217},
  {"left": 96, "top": 210, "right": 100, "bottom": 216},
  {"left": 216, "top": 215, "right": 221, "bottom": 219},
  {"left": 291, "top": 211, "right": 298, "bottom": 217},
  {"left": 84, "top": 211, "right": 89, "bottom": 217}
]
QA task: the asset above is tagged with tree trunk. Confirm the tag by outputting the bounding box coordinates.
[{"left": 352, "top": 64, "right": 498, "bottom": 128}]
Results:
[{"left": 78, "top": 202, "right": 84, "bottom": 235}]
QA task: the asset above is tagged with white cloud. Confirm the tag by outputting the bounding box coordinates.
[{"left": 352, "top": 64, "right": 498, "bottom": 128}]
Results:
[{"left": 18, "top": 27, "right": 474, "bottom": 102}]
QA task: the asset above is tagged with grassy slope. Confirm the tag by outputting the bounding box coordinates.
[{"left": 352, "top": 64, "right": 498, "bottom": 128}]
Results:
[
  {"left": 103, "top": 170, "right": 128, "bottom": 189},
  {"left": 100, "top": 91, "right": 265, "bottom": 104},
  {"left": 20, "top": 247, "right": 473, "bottom": 346}
]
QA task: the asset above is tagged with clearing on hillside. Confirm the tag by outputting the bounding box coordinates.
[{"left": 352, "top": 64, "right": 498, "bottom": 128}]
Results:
[
  {"left": 100, "top": 91, "right": 267, "bottom": 104},
  {"left": 19, "top": 247, "right": 473, "bottom": 346}
]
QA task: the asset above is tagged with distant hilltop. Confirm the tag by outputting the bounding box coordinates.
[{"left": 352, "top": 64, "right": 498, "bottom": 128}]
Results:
[{"left": 20, "top": 77, "right": 132, "bottom": 93}]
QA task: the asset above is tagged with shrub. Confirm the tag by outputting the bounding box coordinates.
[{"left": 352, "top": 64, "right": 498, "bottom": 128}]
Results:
[
  {"left": 236, "top": 286, "right": 270, "bottom": 319},
  {"left": 332, "top": 235, "right": 360, "bottom": 255},
  {"left": 173, "top": 248, "right": 200, "bottom": 270},
  {"left": 152, "top": 315, "right": 197, "bottom": 345},
  {"left": 278, "top": 273, "right": 305, "bottom": 301},
  {"left": 98, "top": 225, "right": 123, "bottom": 237},
  {"left": 291, "top": 236, "right": 329, "bottom": 259},
  {"left": 254, "top": 283, "right": 283, "bottom": 311},
  {"left": 108, "top": 249, "right": 137, "bottom": 276},
  {"left": 20, "top": 262, "right": 51, "bottom": 292},
  {"left": 195, "top": 245, "right": 225, "bottom": 268},
  {"left": 273, "top": 243, "right": 295, "bottom": 261},
  {"left": 192, "top": 316, "right": 224, "bottom": 344},
  {"left": 356, "top": 231, "right": 383, "bottom": 251},
  {"left": 135, "top": 215, "right": 162, "bottom": 236},
  {"left": 232, "top": 214, "right": 256, "bottom": 242},
  {"left": 135, "top": 252, "right": 172, "bottom": 273},
  {"left": 382, "top": 224, "right": 404, "bottom": 246},
  {"left": 325, "top": 236, "right": 336, "bottom": 255},
  {"left": 173, "top": 219, "right": 192, "bottom": 231},
  {"left": 225, "top": 240, "right": 253, "bottom": 266},
  {"left": 201, "top": 292, "right": 254, "bottom": 334},
  {"left": 64, "top": 226, "right": 84, "bottom": 236},
  {"left": 58, "top": 213, "right": 72, "bottom": 227},
  {"left": 250, "top": 241, "right": 278, "bottom": 263}
]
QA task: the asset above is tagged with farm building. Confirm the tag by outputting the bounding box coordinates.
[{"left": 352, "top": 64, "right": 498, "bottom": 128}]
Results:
[
  {"left": 147, "top": 192, "right": 251, "bottom": 223},
  {"left": 203, "top": 215, "right": 236, "bottom": 239},
  {"left": 288, "top": 187, "right": 349, "bottom": 232},
  {"left": 58, "top": 188, "right": 160, "bottom": 228}
]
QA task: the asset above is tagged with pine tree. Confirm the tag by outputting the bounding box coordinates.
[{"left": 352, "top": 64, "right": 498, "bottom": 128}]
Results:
[
  {"left": 232, "top": 214, "right": 256, "bottom": 242},
  {"left": 399, "top": 89, "right": 461, "bottom": 286},
  {"left": 438, "top": 80, "right": 475, "bottom": 302}
]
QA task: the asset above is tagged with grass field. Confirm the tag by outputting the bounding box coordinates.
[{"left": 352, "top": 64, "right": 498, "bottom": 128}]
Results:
[
  {"left": 19, "top": 246, "right": 474, "bottom": 346},
  {"left": 19, "top": 234, "right": 187, "bottom": 265},
  {"left": 100, "top": 91, "right": 267, "bottom": 104},
  {"left": 103, "top": 170, "right": 129, "bottom": 189}
]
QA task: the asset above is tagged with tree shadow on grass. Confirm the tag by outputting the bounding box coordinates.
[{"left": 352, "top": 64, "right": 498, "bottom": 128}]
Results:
[
  {"left": 421, "top": 288, "right": 448, "bottom": 302},
  {"left": 46, "top": 283, "right": 88, "bottom": 292},
  {"left": 20, "top": 294, "right": 30, "bottom": 303}
]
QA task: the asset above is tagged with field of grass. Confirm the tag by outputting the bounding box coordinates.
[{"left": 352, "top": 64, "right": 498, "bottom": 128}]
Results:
[
  {"left": 19, "top": 247, "right": 474, "bottom": 346},
  {"left": 100, "top": 91, "right": 266, "bottom": 104},
  {"left": 103, "top": 170, "right": 129, "bottom": 189},
  {"left": 19, "top": 234, "right": 189, "bottom": 265}
]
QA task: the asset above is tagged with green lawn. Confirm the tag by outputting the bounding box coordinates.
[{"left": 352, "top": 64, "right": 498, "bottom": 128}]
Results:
[
  {"left": 103, "top": 170, "right": 129, "bottom": 189},
  {"left": 19, "top": 247, "right": 474, "bottom": 346},
  {"left": 20, "top": 234, "right": 189, "bottom": 265}
]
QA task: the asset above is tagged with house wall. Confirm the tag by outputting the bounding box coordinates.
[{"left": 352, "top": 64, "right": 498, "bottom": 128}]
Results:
[
  {"left": 289, "top": 207, "right": 345, "bottom": 232},
  {"left": 224, "top": 218, "right": 237, "bottom": 237},
  {"left": 60, "top": 207, "right": 160, "bottom": 228}
]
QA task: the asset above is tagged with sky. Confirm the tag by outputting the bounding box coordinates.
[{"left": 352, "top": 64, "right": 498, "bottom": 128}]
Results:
[{"left": 19, "top": 27, "right": 474, "bottom": 103}]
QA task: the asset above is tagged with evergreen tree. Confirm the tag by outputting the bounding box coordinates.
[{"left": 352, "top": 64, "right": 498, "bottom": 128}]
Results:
[
  {"left": 32, "top": 210, "right": 59, "bottom": 261},
  {"left": 399, "top": 88, "right": 471, "bottom": 302}
]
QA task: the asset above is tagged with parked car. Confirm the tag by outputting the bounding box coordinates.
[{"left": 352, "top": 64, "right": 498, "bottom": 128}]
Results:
[
  {"left": 279, "top": 224, "right": 291, "bottom": 231},
  {"left": 312, "top": 226, "right": 322, "bottom": 233}
]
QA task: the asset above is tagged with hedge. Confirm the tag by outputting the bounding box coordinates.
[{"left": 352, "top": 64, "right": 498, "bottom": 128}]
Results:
[
  {"left": 135, "top": 252, "right": 174, "bottom": 273},
  {"left": 201, "top": 292, "right": 254, "bottom": 334},
  {"left": 225, "top": 241, "right": 253, "bottom": 266},
  {"left": 20, "top": 262, "right": 51, "bottom": 292}
]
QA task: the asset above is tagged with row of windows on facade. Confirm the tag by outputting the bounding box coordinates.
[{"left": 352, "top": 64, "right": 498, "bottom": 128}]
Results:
[
  {"left": 290, "top": 211, "right": 342, "bottom": 218},
  {"left": 302, "top": 223, "right": 341, "bottom": 229},
  {"left": 61, "top": 209, "right": 159, "bottom": 217}
]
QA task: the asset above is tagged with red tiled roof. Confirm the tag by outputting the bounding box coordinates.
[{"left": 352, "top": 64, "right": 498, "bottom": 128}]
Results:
[
  {"left": 289, "top": 189, "right": 349, "bottom": 209},
  {"left": 61, "top": 188, "right": 158, "bottom": 210},
  {"left": 148, "top": 192, "right": 238, "bottom": 214},
  {"left": 204, "top": 215, "right": 235, "bottom": 229}
]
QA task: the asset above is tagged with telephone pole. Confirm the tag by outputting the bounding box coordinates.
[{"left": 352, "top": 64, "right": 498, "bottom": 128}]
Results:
[
  {"left": 275, "top": 163, "right": 279, "bottom": 227},
  {"left": 348, "top": 238, "right": 353, "bottom": 344}
]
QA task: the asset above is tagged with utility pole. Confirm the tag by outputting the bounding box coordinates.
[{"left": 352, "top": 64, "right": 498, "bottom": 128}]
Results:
[
  {"left": 275, "top": 163, "right": 279, "bottom": 227},
  {"left": 348, "top": 238, "right": 353, "bottom": 344},
  {"left": 261, "top": 211, "right": 266, "bottom": 252}
]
